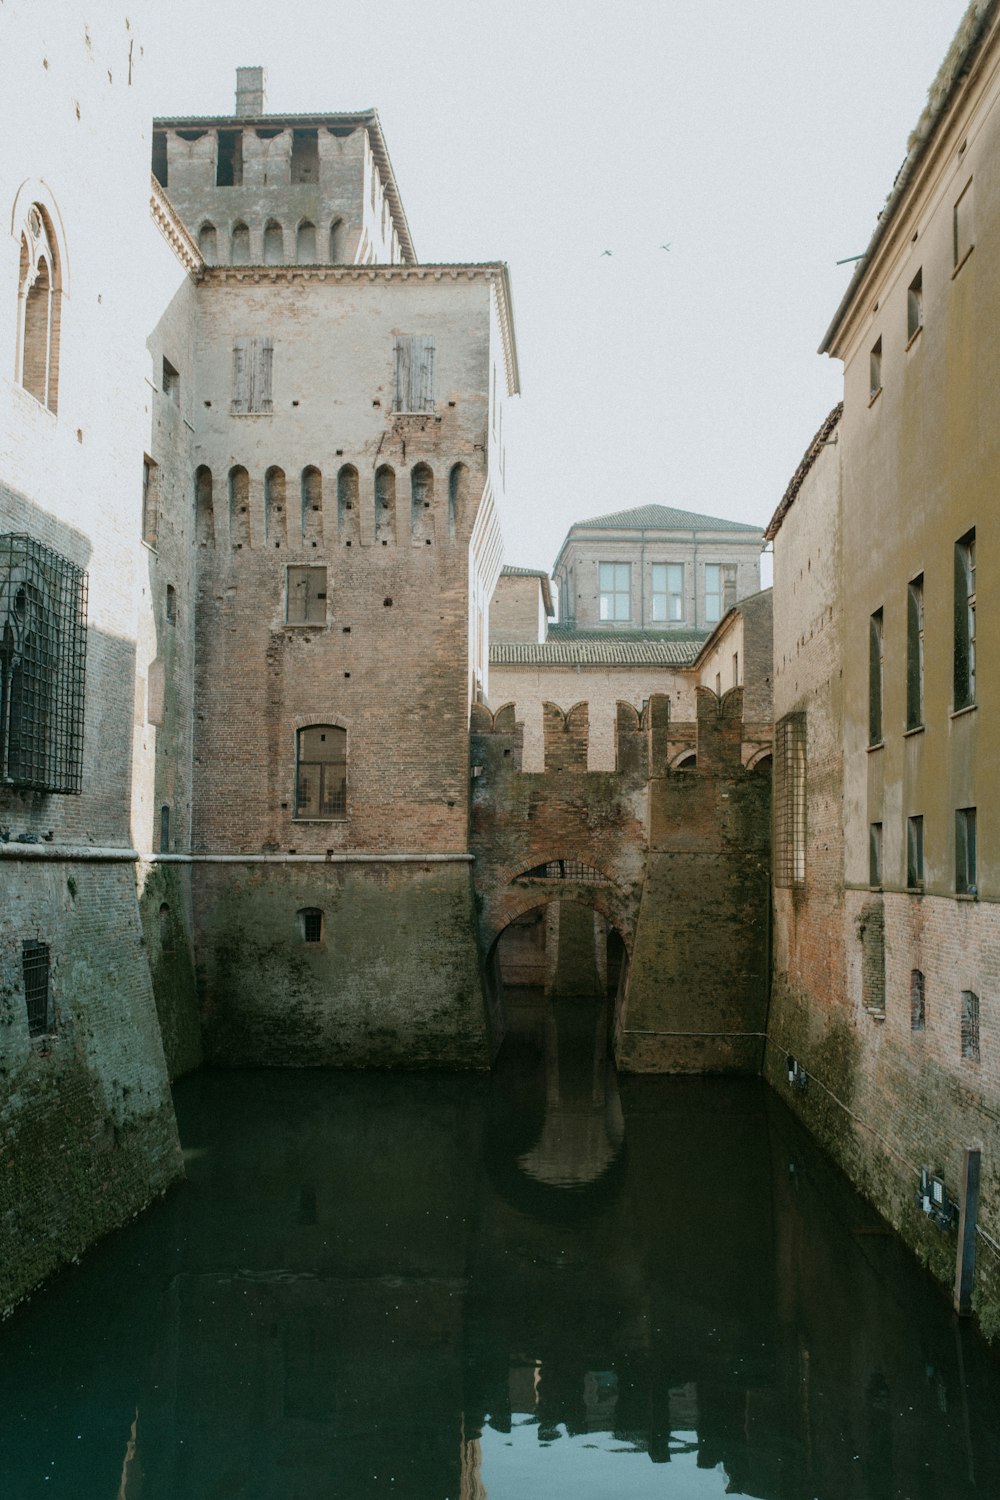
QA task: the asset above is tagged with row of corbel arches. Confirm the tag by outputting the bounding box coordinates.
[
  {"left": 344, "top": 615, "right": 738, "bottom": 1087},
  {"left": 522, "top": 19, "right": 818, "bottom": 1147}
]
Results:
[
  {"left": 198, "top": 218, "right": 349, "bottom": 267},
  {"left": 195, "top": 461, "right": 473, "bottom": 549}
]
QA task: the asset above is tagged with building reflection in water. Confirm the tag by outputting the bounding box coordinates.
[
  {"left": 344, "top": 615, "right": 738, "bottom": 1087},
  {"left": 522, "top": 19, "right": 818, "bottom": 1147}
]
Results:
[{"left": 0, "top": 995, "right": 998, "bottom": 1499}]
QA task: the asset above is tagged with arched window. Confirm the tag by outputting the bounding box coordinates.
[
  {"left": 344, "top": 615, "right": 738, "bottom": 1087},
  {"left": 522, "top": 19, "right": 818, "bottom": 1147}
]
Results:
[
  {"left": 295, "top": 725, "right": 346, "bottom": 820},
  {"left": 265, "top": 466, "right": 286, "bottom": 545},
  {"left": 195, "top": 465, "right": 214, "bottom": 547},
  {"left": 410, "top": 463, "right": 433, "bottom": 543},
  {"left": 329, "top": 218, "right": 347, "bottom": 262},
  {"left": 337, "top": 465, "right": 359, "bottom": 544},
  {"left": 301, "top": 466, "right": 323, "bottom": 545},
  {"left": 231, "top": 222, "right": 250, "bottom": 265},
  {"left": 16, "top": 204, "right": 61, "bottom": 412},
  {"left": 375, "top": 465, "right": 395, "bottom": 545},
  {"left": 198, "top": 222, "right": 218, "bottom": 264},
  {"left": 229, "top": 465, "right": 250, "bottom": 547},
  {"left": 263, "top": 219, "right": 283, "bottom": 265},
  {"left": 296, "top": 220, "right": 316, "bottom": 264}
]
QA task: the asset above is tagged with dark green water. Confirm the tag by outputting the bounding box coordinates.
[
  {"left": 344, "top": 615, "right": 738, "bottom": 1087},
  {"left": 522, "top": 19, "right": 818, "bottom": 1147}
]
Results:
[{"left": 2, "top": 993, "right": 999, "bottom": 1499}]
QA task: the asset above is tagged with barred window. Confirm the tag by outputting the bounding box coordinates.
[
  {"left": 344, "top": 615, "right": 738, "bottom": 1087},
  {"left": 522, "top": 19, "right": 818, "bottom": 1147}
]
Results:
[
  {"left": 0, "top": 534, "right": 87, "bottom": 793},
  {"left": 961, "top": 989, "right": 980, "bottom": 1062},
  {"left": 295, "top": 725, "right": 346, "bottom": 820},
  {"left": 910, "top": 970, "right": 925, "bottom": 1032},
  {"left": 774, "top": 712, "right": 806, "bottom": 887},
  {"left": 520, "top": 860, "right": 610, "bottom": 883},
  {"left": 298, "top": 907, "right": 323, "bottom": 944},
  {"left": 23, "top": 939, "right": 52, "bottom": 1037}
]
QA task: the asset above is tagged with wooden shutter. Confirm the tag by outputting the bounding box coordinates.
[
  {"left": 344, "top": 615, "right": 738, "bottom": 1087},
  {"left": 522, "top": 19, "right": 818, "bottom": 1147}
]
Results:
[
  {"left": 413, "top": 335, "right": 435, "bottom": 411},
  {"left": 232, "top": 338, "right": 249, "bottom": 414},
  {"left": 906, "top": 581, "right": 922, "bottom": 728},
  {"left": 954, "top": 542, "right": 970, "bottom": 708},
  {"left": 258, "top": 338, "right": 274, "bottom": 413},
  {"left": 393, "top": 336, "right": 411, "bottom": 411}
]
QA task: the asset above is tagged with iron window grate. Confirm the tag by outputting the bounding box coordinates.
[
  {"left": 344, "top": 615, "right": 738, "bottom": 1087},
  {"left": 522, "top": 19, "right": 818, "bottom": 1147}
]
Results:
[
  {"left": 1, "top": 533, "right": 87, "bottom": 793},
  {"left": 22, "top": 939, "right": 51, "bottom": 1036},
  {"left": 774, "top": 712, "right": 806, "bottom": 887}
]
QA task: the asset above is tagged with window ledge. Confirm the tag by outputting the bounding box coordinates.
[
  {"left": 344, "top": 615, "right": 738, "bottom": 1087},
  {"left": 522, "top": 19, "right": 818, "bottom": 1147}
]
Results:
[
  {"left": 906, "top": 885, "right": 924, "bottom": 896},
  {"left": 867, "top": 740, "right": 884, "bottom": 753},
  {"left": 903, "top": 724, "right": 925, "bottom": 738},
  {"left": 955, "top": 892, "right": 978, "bottom": 901},
  {"left": 868, "top": 386, "right": 883, "bottom": 408},
  {"left": 283, "top": 622, "right": 328, "bottom": 630},
  {"left": 292, "top": 817, "right": 348, "bottom": 824},
  {"left": 864, "top": 1008, "right": 887, "bottom": 1022},
  {"left": 952, "top": 244, "right": 975, "bottom": 279},
  {"left": 905, "top": 325, "right": 923, "bottom": 352},
  {"left": 950, "top": 703, "right": 977, "bottom": 720}
]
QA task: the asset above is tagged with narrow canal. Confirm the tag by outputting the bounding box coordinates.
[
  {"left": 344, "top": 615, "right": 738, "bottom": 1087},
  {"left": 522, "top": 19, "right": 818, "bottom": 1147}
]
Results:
[{"left": 2, "top": 992, "right": 999, "bottom": 1499}]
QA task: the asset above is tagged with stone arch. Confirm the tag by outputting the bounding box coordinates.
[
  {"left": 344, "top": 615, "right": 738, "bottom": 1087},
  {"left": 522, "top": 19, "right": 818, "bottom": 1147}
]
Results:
[
  {"left": 296, "top": 220, "right": 316, "bottom": 263},
  {"left": 671, "top": 749, "right": 697, "bottom": 769},
  {"left": 14, "top": 194, "right": 65, "bottom": 412},
  {"left": 198, "top": 222, "right": 218, "bottom": 263},
  {"left": 301, "top": 466, "right": 323, "bottom": 546},
  {"left": 265, "top": 466, "right": 286, "bottom": 546},
  {"left": 329, "top": 218, "right": 347, "bottom": 262},
  {"left": 231, "top": 222, "right": 250, "bottom": 264},
  {"left": 410, "top": 462, "right": 434, "bottom": 543},
  {"left": 375, "top": 464, "right": 395, "bottom": 545},
  {"left": 228, "top": 465, "right": 251, "bottom": 547},
  {"left": 195, "top": 465, "right": 214, "bottom": 547},
  {"left": 747, "top": 747, "right": 773, "bottom": 773},
  {"left": 263, "top": 219, "right": 284, "bottom": 265},
  {"left": 337, "top": 464, "right": 359, "bottom": 544},
  {"left": 448, "top": 462, "right": 470, "bottom": 541}
]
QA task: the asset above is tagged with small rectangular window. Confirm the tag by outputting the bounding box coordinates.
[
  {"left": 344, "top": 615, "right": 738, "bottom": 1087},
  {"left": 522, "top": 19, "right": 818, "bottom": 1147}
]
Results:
[
  {"left": 869, "top": 822, "right": 883, "bottom": 887},
  {"left": 907, "top": 269, "right": 923, "bottom": 340},
  {"left": 906, "top": 575, "right": 924, "bottom": 729},
  {"left": 651, "top": 562, "right": 684, "bottom": 623},
  {"left": 910, "top": 970, "right": 926, "bottom": 1032},
  {"left": 299, "top": 908, "right": 323, "bottom": 944},
  {"left": 286, "top": 566, "right": 327, "bottom": 625},
  {"left": 954, "top": 530, "right": 976, "bottom": 709},
  {"left": 598, "top": 561, "right": 631, "bottom": 622},
  {"left": 166, "top": 583, "right": 177, "bottom": 625},
  {"left": 216, "top": 129, "right": 244, "bottom": 187},
  {"left": 907, "top": 815, "right": 924, "bottom": 890},
  {"left": 704, "top": 563, "right": 736, "bottom": 625},
  {"left": 142, "top": 456, "right": 158, "bottom": 548},
  {"left": 162, "top": 357, "right": 179, "bottom": 402},
  {"left": 733, "top": 651, "right": 739, "bottom": 687},
  {"left": 23, "top": 939, "right": 52, "bottom": 1037},
  {"left": 956, "top": 806, "right": 977, "bottom": 894},
  {"left": 961, "top": 989, "right": 980, "bottom": 1061},
  {"left": 869, "top": 608, "right": 883, "bottom": 745},
  {"left": 232, "top": 336, "right": 274, "bottom": 416},
  {"left": 393, "top": 335, "right": 435, "bottom": 413},
  {"left": 870, "top": 336, "right": 882, "bottom": 397},
  {"left": 954, "top": 178, "right": 973, "bottom": 268}
]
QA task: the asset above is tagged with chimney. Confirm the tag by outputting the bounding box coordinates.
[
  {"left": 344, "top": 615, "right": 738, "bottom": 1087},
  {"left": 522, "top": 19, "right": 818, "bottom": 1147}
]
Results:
[{"left": 235, "top": 67, "right": 266, "bottom": 117}]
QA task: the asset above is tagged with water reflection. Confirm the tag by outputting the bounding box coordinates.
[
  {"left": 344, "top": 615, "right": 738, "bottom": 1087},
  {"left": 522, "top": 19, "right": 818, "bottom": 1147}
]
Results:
[{"left": 0, "top": 993, "right": 998, "bottom": 1499}]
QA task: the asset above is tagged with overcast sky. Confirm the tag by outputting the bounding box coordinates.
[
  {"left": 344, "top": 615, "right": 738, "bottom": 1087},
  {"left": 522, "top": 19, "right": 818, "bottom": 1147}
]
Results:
[{"left": 146, "top": 0, "right": 968, "bottom": 577}]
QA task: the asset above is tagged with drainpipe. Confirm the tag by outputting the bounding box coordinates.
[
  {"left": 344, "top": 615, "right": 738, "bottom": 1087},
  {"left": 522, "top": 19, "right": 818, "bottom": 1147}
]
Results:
[
  {"left": 639, "top": 530, "right": 646, "bottom": 627},
  {"left": 692, "top": 533, "right": 700, "bottom": 628}
]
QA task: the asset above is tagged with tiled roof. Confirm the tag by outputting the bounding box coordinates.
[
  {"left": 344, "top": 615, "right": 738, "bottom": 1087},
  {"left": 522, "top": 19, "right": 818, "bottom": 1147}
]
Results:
[
  {"left": 491, "top": 635, "right": 707, "bottom": 667},
  {"left": 501, "top": 564, "right": 550, "bottom": 579},
  {"left": 765, "top": 404, "right": 842, "bottom": 540},
  {"left": 570, "top": 503, "right": 763, "bottom": 534},
  {"left": 546, "top": 625, "right": 707, "bottom": 643}
]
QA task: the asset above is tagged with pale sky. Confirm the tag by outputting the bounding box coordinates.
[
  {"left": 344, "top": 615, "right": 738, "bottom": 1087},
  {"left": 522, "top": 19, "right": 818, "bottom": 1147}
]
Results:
[{"left": 145, "top": 0, "right": 969, "bottom": 577}]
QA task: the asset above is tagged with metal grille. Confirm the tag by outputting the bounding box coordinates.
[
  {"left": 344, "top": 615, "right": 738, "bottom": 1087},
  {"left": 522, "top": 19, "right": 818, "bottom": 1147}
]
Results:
[
  {"left": 910, "top": 970, "right": 926, "bottom": 1032},
  {"left": 961, "top": 990, "right": 980, "bottom": 1061},
  {"left": 773, "top": 712, "right": 806, "bottom": 888},
  {"left": 0, "top": 534, "right": 87, "bottom": 793},
  {"left": 300, "top": 908, "right": 323, "bottom": 944},
  {"left": 22, "top": 939, "right": 51, "bottom": 1037},
  {"left": 520, "top": 860, "right": 610, "bottom": 884}
]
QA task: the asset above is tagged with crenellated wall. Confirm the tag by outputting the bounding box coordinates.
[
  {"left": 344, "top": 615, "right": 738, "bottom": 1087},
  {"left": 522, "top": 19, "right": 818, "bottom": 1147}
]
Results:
[{"left": 470, "top": 689, "right": 771, "bottom": 1068}]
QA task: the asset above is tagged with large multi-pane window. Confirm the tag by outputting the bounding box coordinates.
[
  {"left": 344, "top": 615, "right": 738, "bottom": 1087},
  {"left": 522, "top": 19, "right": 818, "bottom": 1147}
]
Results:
[
  {"left": 598, "top": 562, "right": 631, "bottom": 622},
  {"left": 295, "top": 725, "right": 347, "bottom": 819},
  {"left": 774, "top": 712, "right": 806, "bottom": 887},
  {"left": 954, "top": 530, "right": 976, "bottom": 710},
  {"left": 651, "top": 563, "right": 684, "bottom": 623}
]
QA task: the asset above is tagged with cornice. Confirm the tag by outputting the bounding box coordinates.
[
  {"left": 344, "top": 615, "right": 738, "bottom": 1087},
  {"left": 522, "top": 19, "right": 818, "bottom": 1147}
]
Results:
[{"left": 149, "top": 176, "right": 203, "bottom": 275}]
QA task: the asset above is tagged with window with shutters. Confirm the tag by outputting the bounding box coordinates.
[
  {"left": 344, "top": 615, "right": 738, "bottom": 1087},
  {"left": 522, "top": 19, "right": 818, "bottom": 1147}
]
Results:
[
  {"left": 954, "top": 530, "right": 975, "bottom": 709},
  {"left": 906, "top": 575, "right": 924, "bottom": 729},
  {"left": 295, "top": 725, "right": 346, "bottom": 819},
  {"left": 0, "top": 534, "right": 87, "bottom": 794},
  {"left": 907, "top": 815, "right": 924, "bottom": 890},
  {"left": 142, "top": 457, "right": 158, "bottom": 547},
  {"left": 231, "top": 336, "right": 274, "bottom": 415},
  {"left": 869, "top": 822, "right": 883, "bottom": 887},
  {"left": 907, "top": 269, "right": 923, "bottom": 341},
  {"left": 651, "top": 563, "right": 684, "bottom": 623},
  {"left": 954, "top": 178, "right": 973, "bottom": 270},
  {"left": 869, "top": 608, "right": 884, "bottom": 744},
  {"left": 286, "top": 567, "right": 327, "bottom": 625},
  {"left": 393, "top": 335, "right": 435, "bottom": 412},
  {"left": 869, "top": 336, "right": 882, "bottom": 398}
]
